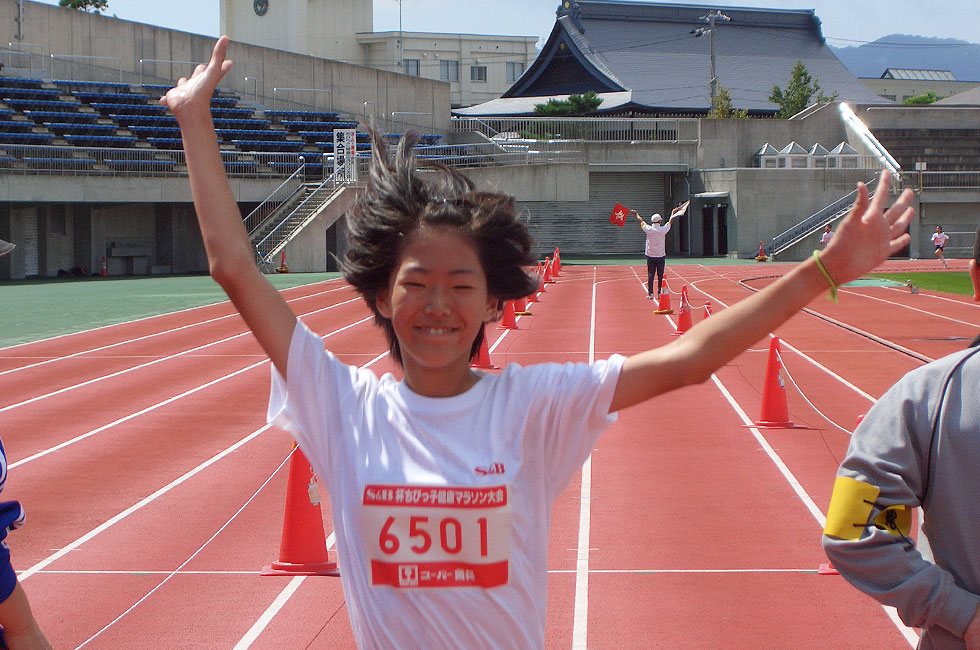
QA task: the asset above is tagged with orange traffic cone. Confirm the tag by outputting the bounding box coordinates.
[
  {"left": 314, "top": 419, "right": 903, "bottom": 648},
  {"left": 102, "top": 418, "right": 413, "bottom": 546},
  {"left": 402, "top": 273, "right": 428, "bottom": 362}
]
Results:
[
  {"left": 498, "top": 299, "right": 518, "bottom": 329},
  {"left": 553, "top": 247, "right": 561, "bottom": 276},
  {"left": 671, "top": 285, "right": 693, "bottom": 335},
  {"left": 543, "top": 257, "right": 554, "bottom": 283},
  {"left": 471, "top": 324, "right": 496, "bottom": 369},
  {"left": 100, "top": 255, "right": 107, "bottom": 277},
  {"left": 536, "top": 262, "right": 546, "bottom": 293},
  {"left": 514, "top": 294, "right": 531, "bottom": 316},
  {"left": 653, "top": 286, "right": 673, "bottom": 314},
  {"left": 526, "top": 286, "right": 538, "bottom": 304},
  {"left": 753, "top": 337, "right": 793, "bottom": 428},
  {"left": 262, "top": 446, "right": 339, "bottom": 576},
  {"left": 277, "top": 251, "right": 290, "bottom": 273},
  {"left": 703, "top": 301, "right": 713, "bottom": 318}
]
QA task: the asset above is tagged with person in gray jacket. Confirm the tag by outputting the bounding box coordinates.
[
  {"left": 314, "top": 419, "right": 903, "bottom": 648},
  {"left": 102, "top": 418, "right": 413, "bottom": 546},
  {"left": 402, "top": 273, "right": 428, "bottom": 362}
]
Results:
[{"left": 823, "top": 226, "right": 980, "bottom": 649}]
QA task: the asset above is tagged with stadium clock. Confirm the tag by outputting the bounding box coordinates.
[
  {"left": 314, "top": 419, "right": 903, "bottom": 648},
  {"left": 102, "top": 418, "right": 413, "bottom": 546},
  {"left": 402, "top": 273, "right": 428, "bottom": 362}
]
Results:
[{"left": 254, "top": 0, "right": 268, "bottom": 16}]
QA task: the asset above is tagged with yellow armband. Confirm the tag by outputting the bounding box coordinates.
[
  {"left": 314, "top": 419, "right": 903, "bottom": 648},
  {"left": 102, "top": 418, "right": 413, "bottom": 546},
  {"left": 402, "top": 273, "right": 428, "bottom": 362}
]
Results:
[{"left": 823, "top": 476, "right": 880, "bottom": 540}]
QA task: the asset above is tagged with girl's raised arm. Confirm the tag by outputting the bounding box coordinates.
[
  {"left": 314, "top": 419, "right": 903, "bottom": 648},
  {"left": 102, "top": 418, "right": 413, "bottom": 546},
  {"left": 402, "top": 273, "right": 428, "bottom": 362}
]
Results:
[
  {"left": 161, "top": 37, "right": 296, "bottom": 376},
  {"left": 610, "top": 170, "right": 915, "bottom": 413}
]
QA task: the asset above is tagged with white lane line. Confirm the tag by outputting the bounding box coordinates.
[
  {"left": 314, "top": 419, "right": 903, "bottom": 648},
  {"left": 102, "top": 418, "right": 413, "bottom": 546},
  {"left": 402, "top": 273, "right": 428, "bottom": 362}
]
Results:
[
  {"left": 839, "top": 288, "right": 978, "bottom": 327},
  {"left": 0, "top": 277, "right": 346, "bottom": 353},
  {"left": 571, "top": 267, "right": 599, "bottom": 650},
  {"left": 1, "top": 297, "right": 362, "bottom": 413},
  {"left": 9, "top": 315, "right": 373, "bottom": 469},
  {"left": 19, "top": 424, "right": 274, "bottom": 582},
  {"left": 0, "top": 283, "right": 351, "bottom": 378}
]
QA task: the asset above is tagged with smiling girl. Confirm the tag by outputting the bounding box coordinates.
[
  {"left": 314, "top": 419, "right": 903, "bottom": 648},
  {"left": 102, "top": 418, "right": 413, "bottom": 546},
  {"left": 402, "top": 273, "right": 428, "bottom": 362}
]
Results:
[{"left": 162, "top": 36, "right": 915, "bottom": 649}]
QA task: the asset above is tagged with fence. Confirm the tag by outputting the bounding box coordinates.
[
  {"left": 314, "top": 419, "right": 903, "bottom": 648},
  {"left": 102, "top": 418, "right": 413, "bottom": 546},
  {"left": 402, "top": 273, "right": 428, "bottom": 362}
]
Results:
[
  {"left": 0, "top": 144, "right": 302, "bottom": 177},
  {"left": 452, "top": 116, "right": 699, "bottom": 143}
]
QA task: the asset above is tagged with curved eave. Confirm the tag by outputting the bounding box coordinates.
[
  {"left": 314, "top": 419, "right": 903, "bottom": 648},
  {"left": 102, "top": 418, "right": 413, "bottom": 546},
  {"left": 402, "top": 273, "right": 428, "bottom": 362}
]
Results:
[{"left": 503, "top": 19, "right": 626, "bottom": 98}]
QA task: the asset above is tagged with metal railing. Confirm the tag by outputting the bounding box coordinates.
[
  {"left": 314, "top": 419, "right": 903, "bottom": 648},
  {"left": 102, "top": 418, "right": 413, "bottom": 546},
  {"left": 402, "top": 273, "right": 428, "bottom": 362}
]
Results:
[
  {"left": 452, "top": 116, "right": 699, "bottom": 143},
  {"left": 770, "top": 174, "right": 881, "bottom": 258},
  {"left": 410, "top": 140, "right": 585, "bottom": 167},
  {"left": 0, "top": 144, "right": 302, "bottom": 177},
  {"left": 901, "top": 171, "right": 980, "bottom": 191},
  {"left": 255, "top": 170, "right": 346, "bottom": 264},
  {"left": 243, "top": 162, "right": 307, "bottom": 236}
]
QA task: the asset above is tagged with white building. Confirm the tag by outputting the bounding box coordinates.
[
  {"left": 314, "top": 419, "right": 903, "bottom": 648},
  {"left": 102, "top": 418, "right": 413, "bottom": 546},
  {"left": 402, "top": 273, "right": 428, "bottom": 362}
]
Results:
[{"left": 220, "top": 0, "right": 537, "bottom": 108}]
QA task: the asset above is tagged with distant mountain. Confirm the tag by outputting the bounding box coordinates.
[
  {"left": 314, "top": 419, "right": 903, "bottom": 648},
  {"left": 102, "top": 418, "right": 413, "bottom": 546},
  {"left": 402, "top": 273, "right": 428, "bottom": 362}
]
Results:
[{"left": 830, "top": 34, "right": 980, "bottom": 82}]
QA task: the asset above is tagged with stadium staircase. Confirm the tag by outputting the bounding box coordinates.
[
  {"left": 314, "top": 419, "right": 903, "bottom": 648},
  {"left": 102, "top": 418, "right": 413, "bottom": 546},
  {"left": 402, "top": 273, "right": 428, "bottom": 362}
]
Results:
[{"left": 769, "top": 174, "right": 881, "bottom": 260}]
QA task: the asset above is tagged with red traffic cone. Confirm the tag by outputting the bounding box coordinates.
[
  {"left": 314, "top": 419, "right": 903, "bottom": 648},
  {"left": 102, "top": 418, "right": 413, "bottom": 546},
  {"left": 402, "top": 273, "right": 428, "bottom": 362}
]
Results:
[
  {"left": 262, "top": 446, "right": 339, "bottom": 576},
  {"left": 536, "top": 262, "right": 546, "bottom": 293},
  {"left": 543, "top": 257, "right": 554, "bottom": 283},
  {"left": 100, "top": 255, "right": 108, "bottom": 277},
  {"left": 754, "top": 337, "right": 793, "bottom": 428},
  {"left": 553, "top": 247, "right": 561, "bottom": 276},
  {"left": 498, "top": 299, "right": 518, "bottom": 329},
  {"left": 671, "top": 285, "right": 693, "bottom": 335},
  {"left": 277, "top": 250, "right": 290, "bottom": 273},
  {"left": 703, "top": 301, "right": 713, "bottom": 318},
  {"left": 653, "top": 290, "right": 673, "bottom": 315},
  {"left": 526, "top": 286, "right": 538, "bottom": 304},
  {"left": 471, "top": 324, "right": 496, "bottom": 369},
  {"left": 514, "top": 294, "right": 531, "bottom": 316},
  {"left": 755, "top": 241, "right": 768, "bottom": 262}
]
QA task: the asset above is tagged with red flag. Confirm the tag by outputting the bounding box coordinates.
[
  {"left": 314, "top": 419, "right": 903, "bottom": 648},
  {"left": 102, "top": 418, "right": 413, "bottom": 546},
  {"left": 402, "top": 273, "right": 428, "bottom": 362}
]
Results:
[{"left": 609, "top": 202, "right": 628, "bottom": 227}]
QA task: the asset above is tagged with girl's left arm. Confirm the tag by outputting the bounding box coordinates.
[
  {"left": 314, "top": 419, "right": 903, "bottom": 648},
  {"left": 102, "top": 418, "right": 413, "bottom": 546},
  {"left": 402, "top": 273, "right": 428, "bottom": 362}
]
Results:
[{"left": 609, "top": 171, "right": 915, "bottom": 413}]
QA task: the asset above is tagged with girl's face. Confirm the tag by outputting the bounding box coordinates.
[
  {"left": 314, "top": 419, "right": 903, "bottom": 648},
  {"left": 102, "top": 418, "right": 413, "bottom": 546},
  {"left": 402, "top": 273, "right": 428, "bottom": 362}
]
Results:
[
  {"left": 936, "top": 226, "right": 942, "bottom": 233},
  {"left": 376, "top": 226, "right": 497, "bottom": 397}
]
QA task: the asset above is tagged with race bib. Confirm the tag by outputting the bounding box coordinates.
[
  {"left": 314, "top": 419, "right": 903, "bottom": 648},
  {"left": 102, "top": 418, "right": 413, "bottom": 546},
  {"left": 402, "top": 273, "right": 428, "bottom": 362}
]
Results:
[{"left": 362, "top": 484, "right": 511, "bottom": 589}]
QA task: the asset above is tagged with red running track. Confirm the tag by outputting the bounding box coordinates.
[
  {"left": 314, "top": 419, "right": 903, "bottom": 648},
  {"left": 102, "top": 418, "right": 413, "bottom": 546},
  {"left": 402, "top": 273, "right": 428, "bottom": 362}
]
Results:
[{"left": 2, "top": 261, "right": 977, "bottom": 648}]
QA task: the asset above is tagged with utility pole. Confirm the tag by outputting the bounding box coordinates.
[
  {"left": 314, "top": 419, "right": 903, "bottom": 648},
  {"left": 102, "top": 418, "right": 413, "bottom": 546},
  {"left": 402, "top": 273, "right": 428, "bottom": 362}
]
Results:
[{"left": 691, "top": 10, "right": 731, "bottom": 106}]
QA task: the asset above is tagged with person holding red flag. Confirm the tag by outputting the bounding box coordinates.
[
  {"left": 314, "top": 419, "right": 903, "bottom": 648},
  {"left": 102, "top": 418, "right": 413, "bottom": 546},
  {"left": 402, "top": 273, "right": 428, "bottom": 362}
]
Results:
[{"left": 634, "top": 201, "right": 689, "bottom": 299}]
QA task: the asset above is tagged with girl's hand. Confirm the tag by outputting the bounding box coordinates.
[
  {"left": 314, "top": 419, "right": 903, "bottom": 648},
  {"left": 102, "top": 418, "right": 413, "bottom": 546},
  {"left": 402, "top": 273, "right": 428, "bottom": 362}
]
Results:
[
  {"left": 820, "top": 170, "right": 915, "bottom": 286},
  {"left": 159, "top": 36, "right": 233, "bottom": 122}
]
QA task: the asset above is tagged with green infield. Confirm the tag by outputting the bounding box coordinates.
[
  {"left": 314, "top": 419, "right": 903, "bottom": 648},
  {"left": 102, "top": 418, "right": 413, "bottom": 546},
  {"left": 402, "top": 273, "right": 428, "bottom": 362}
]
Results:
[
  {"left": 870, "top": 271, "right": 973, "bottom": 296},
  {"left": 0, "top": 273, "right": 341, "bottom": 348}
]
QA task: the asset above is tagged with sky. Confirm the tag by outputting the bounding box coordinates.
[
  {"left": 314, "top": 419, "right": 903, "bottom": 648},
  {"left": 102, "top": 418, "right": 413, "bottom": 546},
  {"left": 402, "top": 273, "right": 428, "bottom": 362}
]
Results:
[{"left": 30, "top": 0, "right": 980, "bottom": 49}]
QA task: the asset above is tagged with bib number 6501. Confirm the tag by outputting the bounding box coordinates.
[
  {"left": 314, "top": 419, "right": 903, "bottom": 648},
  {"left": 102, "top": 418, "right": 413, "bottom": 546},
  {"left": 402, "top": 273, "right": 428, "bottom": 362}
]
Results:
[{"left": 379, "top": 515, "right": 488, "bottom": 556}]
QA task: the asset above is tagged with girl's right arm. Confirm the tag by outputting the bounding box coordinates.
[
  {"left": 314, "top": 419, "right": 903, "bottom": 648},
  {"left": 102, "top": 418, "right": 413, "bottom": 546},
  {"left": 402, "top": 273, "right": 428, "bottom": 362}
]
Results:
[{"left": 161, "top": 37, "right": 296, "bottom": 376}]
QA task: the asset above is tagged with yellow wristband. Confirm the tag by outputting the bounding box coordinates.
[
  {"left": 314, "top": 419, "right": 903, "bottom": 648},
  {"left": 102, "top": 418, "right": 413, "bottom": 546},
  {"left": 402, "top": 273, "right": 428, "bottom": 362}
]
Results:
[{"left": 813, "top": 250, "right": 839, "bottom": 303}]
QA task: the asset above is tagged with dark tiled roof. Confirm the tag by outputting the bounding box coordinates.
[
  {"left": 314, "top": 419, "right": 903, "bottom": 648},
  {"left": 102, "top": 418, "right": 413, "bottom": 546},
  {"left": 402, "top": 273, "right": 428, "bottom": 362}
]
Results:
[{"left": 504, "top": 0, "right": 886, "bottom": 113}]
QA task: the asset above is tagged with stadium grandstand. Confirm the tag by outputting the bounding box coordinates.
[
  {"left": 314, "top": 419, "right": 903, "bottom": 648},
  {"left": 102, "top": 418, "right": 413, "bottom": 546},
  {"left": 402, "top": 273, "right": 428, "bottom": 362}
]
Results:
[{"left": 1, "top": 0, "right": 979, "bottom": 281}]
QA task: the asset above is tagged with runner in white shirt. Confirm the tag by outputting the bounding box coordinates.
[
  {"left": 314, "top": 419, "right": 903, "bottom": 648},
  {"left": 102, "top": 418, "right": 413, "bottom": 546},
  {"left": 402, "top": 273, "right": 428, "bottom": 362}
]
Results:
[
  {"left": 820, "top": 224, "right": 834, "bottom": 247},
  {"left": 164, "top": 37, "right": 916, "bottom": 649},
  {"left": 932, "top": 225, "right": 950, "bottom": 268}
]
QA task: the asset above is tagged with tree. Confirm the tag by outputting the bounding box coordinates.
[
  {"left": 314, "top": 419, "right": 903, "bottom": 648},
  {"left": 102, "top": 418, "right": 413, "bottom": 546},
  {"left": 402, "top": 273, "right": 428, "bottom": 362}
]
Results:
[
  {"left": 768, "top": 61, "right": 838, "bottom": 119},
  {"left": 904, "top": 91, "right": 940, "bottom": 105},
  {"left": 533, "top": 91, "right": 603, "bottom": 116},
  {"left": 58, "top": 0, "right": 109, "bottom": 13},
  {"left": 707, "top": 84, "right": 748, "bottom": 119}
]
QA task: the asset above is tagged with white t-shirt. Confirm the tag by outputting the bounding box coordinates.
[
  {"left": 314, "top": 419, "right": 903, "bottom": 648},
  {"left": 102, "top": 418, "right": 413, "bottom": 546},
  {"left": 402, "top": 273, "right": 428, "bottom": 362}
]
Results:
[
  {"left": 932, "top": 232, "right": 949, "bottom": 247},
  {"left": 268, "top": 320, "right": 624, "bottom": 649},
  {"left": 642, "top": 221, "right": 672, "bottom": 257},
  {"left": 820, "top": 230, "right": 833, "bottom": 245}
]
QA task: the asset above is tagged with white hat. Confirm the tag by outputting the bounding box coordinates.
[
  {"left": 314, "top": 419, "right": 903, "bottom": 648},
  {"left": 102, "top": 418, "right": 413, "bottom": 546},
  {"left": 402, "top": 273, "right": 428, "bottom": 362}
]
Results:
[{"left": 651, "top": 213, "right": 662, "bottom": 223}]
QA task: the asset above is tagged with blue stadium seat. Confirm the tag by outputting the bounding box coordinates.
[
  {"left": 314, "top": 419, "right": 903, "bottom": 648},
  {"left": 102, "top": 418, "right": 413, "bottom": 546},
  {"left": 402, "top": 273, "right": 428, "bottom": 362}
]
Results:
[
  {"left": 3, "top": 99, "right": 82, "bottom": 112},
  {"left": 0, "top": 76, "right": 46, "bottom": 89},
  {"left": 0, "top": 132, "right": 56, "bottom": 144},
  {"left": 91, "top": 102, "right": 167, "bottom": 116},
  {"left": 24, "top": 110, "right": 99, "bottom": 123},
  {"left": 212, "top": 107, "right": 254, "bottom": 119},
  {"left": 63, "top": 134, "right": 137, "bottom": 147},
  {"left": 1, "top": 88, "right": 63, "bottom": 101},
  {"left": 266, "top": 110, "right": 341, "bottom": 122},
  {"left": 0, "top": 121, "right": 36, "bottom": 133},
  {"left": 230, "top": 139, "right": 305, "bottom": 152},
  {"left": 146, "top": 137, "right": 183, "bottom": 149},
  {"left": 44, "top": 122, "right": 119, "bottom": 135},
  {"left": 112, "top": 114, "right": 178, "bottom": 127},
  {"left": 74, "top": 91, "right": 151, "bottom": 105},
  {"left": 129, "top": 125, "right": 182, "bottom": 138}
]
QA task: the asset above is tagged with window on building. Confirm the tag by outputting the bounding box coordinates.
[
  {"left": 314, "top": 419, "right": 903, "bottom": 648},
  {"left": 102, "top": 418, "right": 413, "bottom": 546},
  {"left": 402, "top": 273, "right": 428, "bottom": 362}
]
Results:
[
  {"left": 402, "top": 59, "right": 420, "bottom": 77},
  {"left": 506, "top": 61, "right": 523, "bottom": 83},
  {"left": 440, "top": 60, "right": 459, "bottom": 82},
  {"left": 470, "top": 65, "right": 487, "bottom": 83}
]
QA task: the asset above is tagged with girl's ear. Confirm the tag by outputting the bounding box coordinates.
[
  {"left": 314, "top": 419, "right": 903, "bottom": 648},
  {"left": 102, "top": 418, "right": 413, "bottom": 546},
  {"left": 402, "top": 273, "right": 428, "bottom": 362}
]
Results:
[
  {"left": 376, "top": 288, "right": 393, "bottom": 319},
  {"left": 484, "top": 296, "right": 501, "bottom": 322}
]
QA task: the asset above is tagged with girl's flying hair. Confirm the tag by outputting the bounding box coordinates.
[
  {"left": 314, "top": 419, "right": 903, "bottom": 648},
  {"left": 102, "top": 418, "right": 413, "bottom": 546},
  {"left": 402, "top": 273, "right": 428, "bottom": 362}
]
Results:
[{"left": 341, "top": 129, "right": 539, "bottom": 365}]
